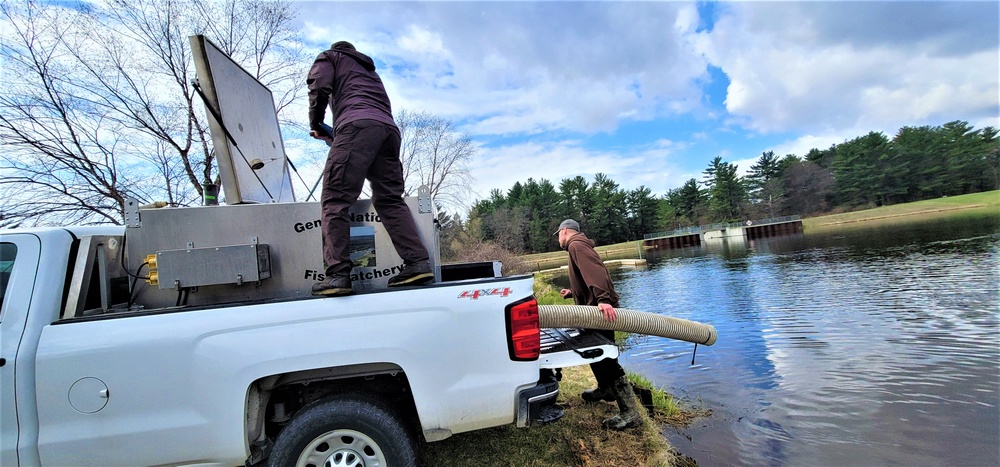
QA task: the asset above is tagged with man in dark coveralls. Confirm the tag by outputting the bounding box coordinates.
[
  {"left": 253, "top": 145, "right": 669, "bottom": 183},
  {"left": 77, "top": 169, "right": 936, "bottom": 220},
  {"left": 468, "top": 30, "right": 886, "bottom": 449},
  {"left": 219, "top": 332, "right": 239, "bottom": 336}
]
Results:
[
  {"left": 555, "top": 218, "right": 640, "bottom": 430},
  {"left": 307, "top": 41, "right": 433, "bottom": 296}
]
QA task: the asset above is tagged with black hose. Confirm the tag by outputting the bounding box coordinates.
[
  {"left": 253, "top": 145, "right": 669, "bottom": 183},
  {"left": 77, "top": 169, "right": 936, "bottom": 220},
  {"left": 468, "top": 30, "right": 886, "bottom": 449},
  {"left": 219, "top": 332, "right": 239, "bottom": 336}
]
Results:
[{"left": 126, "top": 262, "right": 149, "bottom": 309}]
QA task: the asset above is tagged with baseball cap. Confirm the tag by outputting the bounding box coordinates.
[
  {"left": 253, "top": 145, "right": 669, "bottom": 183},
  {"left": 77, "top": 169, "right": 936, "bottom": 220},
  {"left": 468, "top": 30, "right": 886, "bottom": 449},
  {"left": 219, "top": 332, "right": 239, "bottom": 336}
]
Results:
[{"left": 553, "top": 219, "right": 580, "bottom": 235}]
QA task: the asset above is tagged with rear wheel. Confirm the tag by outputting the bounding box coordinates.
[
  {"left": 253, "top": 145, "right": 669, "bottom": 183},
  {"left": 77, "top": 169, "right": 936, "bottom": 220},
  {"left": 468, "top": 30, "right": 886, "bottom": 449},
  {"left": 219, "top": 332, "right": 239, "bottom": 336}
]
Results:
[{"left": 268, "top": 395, "right": 416, "bottom": 467}]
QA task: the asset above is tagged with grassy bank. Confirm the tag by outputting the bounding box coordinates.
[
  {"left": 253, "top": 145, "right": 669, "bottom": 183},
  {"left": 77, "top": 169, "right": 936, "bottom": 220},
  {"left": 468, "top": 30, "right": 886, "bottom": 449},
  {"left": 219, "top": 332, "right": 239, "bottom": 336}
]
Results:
[{"left": 801, "top": 190, "right": 998, "bottom": 231}]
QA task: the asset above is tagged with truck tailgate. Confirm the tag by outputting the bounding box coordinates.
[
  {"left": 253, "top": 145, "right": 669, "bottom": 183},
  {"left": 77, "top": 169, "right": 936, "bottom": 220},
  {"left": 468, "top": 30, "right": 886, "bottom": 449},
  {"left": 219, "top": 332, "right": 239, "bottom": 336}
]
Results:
[{"left": 538, "top": 328, "right": 618, "bottom": 369}]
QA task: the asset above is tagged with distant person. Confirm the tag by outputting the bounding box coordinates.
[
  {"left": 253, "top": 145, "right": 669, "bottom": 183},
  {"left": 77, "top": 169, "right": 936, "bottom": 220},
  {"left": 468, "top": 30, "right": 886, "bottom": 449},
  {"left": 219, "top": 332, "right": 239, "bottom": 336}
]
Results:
[
  {"left": 554, "top": 218, "right": 641, "bottom": 430},
  {"left": 306, "top": 41, "right": 433, "bottom": 296}
]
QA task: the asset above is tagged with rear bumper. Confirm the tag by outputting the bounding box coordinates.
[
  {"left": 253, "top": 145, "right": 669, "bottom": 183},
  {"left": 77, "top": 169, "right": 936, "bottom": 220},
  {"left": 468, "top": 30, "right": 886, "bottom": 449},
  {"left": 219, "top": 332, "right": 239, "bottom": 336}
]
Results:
[{"left": 515, "top": 380, "right": 560, "bottom": 428}]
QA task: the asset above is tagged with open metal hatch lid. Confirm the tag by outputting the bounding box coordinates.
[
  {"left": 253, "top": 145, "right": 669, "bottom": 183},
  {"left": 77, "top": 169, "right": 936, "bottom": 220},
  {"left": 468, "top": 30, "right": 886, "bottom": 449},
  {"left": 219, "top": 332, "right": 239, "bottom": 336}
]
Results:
[{"left": 190, "top": 35, "right": 294, "bottom": 204}]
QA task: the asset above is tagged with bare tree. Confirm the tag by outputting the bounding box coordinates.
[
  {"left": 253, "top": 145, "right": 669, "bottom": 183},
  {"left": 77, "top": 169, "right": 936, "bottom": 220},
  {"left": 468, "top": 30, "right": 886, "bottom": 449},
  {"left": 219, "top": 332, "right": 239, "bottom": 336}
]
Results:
[
  {"left": 481, "top": 206, "right": 529, "bottom": 254},
  {"left": 192, "top": 0, "right": 306, "bottom": 117},
  {"left": 782, "top": 160, "right": 834, "bottom": 215},
  {"left": 0, "top": 0, "right": 306, "bottom": 226},
  {"left": 441, "top": 216, "right": 530, "bottom": 276},
  {"left": 0, "top": 2, "right": 146, "bottom": 226},
  {"left": 395, "top": 109, "right": 475, "bottom": 212}
]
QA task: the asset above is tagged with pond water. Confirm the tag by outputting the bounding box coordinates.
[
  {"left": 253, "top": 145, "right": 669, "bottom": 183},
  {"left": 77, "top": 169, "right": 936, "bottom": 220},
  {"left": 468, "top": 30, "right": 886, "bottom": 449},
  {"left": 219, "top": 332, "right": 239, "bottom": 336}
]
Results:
[{"left": 604, "top": 213, "right": 999, "bottom": 466}]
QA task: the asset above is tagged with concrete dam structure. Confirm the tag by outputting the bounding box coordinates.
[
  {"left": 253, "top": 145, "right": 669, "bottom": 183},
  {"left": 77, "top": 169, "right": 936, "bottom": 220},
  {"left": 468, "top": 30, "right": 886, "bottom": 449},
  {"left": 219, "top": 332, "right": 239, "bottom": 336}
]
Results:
[{"left": 643, "top": 216, "right": 803, "bottom": 250}]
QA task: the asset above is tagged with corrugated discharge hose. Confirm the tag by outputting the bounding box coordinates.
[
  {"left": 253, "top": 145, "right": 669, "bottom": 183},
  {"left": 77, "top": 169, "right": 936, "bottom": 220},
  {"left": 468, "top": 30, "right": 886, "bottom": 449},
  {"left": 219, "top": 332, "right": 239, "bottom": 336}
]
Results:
[{"left": 538, "top": 305, "right": 717, "bottom": 346}]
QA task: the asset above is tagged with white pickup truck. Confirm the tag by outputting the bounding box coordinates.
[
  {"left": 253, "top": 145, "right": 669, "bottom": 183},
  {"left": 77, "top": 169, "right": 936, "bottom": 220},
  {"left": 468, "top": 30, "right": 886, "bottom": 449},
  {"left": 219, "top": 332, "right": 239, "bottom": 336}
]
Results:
[{"left": 0, "top": 226, "right": 615, "bottom": 466}]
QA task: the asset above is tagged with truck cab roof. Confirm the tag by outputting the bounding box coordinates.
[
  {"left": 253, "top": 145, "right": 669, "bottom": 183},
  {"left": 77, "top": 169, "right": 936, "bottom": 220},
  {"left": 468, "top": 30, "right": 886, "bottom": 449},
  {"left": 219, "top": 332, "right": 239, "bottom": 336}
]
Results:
[{"left": 0, "top": 225, "right": 124, "bottom": 238}]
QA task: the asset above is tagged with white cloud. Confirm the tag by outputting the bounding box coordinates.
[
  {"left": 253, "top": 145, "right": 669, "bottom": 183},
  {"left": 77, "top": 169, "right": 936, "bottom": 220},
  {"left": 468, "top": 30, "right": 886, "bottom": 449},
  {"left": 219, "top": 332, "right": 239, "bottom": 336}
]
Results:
[
  {"left": 697, "top": 2, "right": 999, "bottom": 135},
  {"left": 300, "top": 21, "right": 333, "bottom": 46},
  {"left": 397, "top": 25, "right": 448, "bottom": 56},
  {"left": 299, "top": 2, "right": 708, "bottom": 136},
  {"left": 770, "top": 133, "right": 844, "bottom": 159},
  {"left": 291, "top": 1, "right": 998, "bottom": 199},
  {"left": 471, "top": 137, "right": 692, "bottom": 200}
]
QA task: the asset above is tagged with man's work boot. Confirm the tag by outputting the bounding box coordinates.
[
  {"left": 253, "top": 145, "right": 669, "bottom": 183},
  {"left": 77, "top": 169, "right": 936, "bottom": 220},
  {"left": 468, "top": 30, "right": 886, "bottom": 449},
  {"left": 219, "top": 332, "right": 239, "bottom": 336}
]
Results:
[
  {"left": 387, "top": 260, "right": 434, "bottom": 287},
  {"left": 581, "top": 385, "right": 616, "bottom": 403},
  {"left": 601, "top": 376, "right": 642, "bottom": 431},
  {"left": 311, "top": 274, "right": 353, "bottom": 296}
]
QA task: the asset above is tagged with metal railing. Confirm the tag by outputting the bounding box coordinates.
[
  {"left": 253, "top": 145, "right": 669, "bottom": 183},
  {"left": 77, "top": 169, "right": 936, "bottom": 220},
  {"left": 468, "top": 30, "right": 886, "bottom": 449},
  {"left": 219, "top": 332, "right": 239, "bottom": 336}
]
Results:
[
  {"left": 644, "top": 225, "right": 703, "bottom": 240},
  {"left": 750, "top": 215, "right": 801, "bottom": 225},
  {"left": 644, "top": 215, "right": 802, "bottom": 240}
]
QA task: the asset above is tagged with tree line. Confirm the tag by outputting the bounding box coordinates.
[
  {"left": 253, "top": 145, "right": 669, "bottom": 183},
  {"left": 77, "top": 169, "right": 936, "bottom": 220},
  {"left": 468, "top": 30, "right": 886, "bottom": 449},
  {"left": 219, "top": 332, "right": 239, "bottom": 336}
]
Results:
[
  {"left": 453, "top": 175, "right": 658, "bottom": 255},
  {"left": 450, "top": 120, "right": 998, "bottom": 256}
]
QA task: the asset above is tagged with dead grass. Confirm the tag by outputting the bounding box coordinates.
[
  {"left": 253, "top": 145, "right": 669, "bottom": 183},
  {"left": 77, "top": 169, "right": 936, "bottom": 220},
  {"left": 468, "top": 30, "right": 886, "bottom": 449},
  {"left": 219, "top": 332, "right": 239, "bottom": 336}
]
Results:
[
  {"left": 418, "top": 366, "right": 676, "bottom": 466},
  {"left": 801, "top": 190, "right": 999, "bottom": 231},
  {"left": 521, "top": 241, "right": 646, "bottom": 272}
]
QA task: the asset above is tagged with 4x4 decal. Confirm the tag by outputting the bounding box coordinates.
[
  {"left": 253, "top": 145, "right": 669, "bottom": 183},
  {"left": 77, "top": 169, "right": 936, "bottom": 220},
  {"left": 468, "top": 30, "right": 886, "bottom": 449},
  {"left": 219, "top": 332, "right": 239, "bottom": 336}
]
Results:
[{"left": 458, "top": 288, "right": 513, "bottom": 300}]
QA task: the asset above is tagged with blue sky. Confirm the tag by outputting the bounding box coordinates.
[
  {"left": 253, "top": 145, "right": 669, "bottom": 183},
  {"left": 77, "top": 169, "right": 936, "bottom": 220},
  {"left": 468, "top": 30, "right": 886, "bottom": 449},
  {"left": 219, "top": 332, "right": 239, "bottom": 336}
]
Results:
[{"left": 288, "top": 1, "right": 999, "bottom": 208}]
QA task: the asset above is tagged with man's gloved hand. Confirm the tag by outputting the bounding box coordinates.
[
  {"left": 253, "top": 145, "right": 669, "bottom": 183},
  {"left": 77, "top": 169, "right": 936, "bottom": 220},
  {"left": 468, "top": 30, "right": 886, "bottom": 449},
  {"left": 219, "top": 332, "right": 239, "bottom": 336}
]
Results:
[{"left": 310, "top": 122, "right": 335, "bottom": 146}]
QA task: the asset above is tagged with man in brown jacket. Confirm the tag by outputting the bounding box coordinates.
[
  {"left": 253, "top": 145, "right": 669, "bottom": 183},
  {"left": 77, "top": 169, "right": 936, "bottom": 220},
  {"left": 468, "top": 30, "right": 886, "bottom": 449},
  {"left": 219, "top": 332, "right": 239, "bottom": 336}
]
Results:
[
  {"left": 555, "top": 219, "right": 640, "bottom": 430},
  {"left": 306, "top": 41, "right": 433, "bottom": 296}
]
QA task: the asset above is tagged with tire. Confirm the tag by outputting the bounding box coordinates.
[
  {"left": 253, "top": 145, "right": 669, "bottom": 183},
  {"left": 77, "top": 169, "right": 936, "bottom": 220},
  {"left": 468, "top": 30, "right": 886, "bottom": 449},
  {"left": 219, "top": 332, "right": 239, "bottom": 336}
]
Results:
[{"left": 268, "top": 395, "right": 417, "bottom": 467}]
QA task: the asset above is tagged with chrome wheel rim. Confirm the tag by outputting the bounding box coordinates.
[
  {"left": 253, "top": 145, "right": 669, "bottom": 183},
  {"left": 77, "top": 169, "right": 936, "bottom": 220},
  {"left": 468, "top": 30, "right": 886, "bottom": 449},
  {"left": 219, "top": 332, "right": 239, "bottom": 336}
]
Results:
[{"left": 296, "top": 429, "right": 386, "bottom": 467}]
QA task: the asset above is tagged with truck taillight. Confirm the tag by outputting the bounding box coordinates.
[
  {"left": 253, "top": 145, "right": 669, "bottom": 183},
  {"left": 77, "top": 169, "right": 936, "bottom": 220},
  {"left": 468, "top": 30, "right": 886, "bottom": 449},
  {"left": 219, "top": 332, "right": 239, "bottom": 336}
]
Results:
[{"left": 506, "top": 296, "right": 540, "bottom": 361}]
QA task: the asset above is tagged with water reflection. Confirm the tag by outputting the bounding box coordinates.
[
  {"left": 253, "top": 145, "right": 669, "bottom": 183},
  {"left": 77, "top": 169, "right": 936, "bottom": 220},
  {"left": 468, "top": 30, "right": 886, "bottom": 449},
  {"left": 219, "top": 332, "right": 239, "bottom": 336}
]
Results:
[{"left": 615, "top": 214, "right": 1000, "bottom": 466}]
